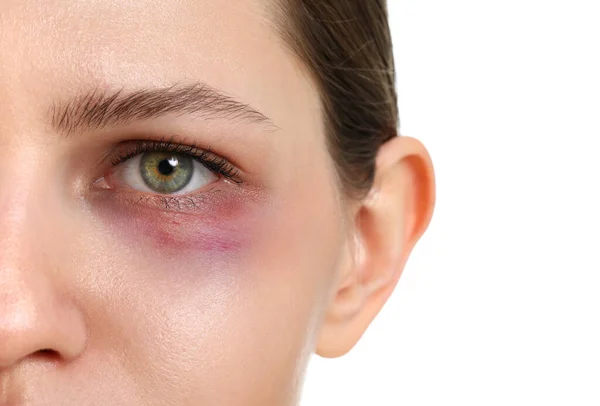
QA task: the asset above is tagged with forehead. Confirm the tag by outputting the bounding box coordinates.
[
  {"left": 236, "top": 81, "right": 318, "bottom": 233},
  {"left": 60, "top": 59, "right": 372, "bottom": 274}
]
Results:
[{"left": 0, "top": 0, "right": 316, "bottom": 135}]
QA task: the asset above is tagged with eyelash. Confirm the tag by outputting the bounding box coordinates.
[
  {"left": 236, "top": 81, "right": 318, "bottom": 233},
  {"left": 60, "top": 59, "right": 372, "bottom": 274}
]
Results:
[{"left": 110, "top": 138, "right": 243, "bottom": 184}]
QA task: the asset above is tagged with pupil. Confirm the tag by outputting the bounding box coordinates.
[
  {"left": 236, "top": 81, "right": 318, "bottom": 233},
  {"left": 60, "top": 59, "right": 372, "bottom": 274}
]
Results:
[{"left": 158, "top": 158, "right": 176, "bottom": 176}]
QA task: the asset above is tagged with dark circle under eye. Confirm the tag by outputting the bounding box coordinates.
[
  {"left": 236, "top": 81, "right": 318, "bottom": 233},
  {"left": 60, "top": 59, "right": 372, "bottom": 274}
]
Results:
[{"left": 140, "top": 152, "right": 194, "bottom": 194}]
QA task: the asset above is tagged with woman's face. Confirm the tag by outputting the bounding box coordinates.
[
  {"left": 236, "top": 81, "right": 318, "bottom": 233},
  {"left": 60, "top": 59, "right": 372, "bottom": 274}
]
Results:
[{"left": 0, "top": 0, "right": 349, "bottom": 404}]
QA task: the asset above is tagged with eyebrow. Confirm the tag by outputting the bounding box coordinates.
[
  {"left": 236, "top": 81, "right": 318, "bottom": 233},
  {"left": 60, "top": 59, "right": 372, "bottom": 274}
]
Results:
[{"left": 49, "top": 82, "right": 277, "bottom": 136}]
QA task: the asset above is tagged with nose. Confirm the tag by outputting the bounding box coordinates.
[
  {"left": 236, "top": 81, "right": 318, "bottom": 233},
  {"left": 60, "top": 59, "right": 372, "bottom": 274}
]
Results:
[
  {"left": 0, "top": 163, "right": 87, "bottom": 369},
  {"left": 0, "top": 267, "right": 88, "bottom": 369}
]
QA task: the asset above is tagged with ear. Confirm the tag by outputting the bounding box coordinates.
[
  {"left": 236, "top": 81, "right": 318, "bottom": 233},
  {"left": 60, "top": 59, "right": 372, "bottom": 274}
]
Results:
[{"left": 316, "top": 136, "right": 435, "bottom": 358}]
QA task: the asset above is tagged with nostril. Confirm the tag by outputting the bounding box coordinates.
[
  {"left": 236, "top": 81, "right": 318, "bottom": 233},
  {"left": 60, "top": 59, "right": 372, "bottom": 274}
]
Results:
[{"left": 34, "top": 348, "right": 60, "bottom": 360}]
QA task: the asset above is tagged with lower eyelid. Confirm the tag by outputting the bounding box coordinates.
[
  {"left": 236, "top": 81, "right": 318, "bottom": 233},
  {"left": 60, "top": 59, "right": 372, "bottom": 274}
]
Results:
[{"left": 100, "top": 184, "right": 224, "bottom": 214}]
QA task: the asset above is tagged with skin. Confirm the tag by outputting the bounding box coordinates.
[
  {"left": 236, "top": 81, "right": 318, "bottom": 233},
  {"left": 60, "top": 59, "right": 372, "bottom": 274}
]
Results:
[{"left": 0, "top": 0, "right": 435, "bottom": 405}]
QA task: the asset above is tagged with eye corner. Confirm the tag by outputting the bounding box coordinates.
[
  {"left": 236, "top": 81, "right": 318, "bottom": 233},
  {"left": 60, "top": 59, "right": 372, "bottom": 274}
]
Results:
[{"left": 92, "top": 175, "right": 113, "bottom": 190}]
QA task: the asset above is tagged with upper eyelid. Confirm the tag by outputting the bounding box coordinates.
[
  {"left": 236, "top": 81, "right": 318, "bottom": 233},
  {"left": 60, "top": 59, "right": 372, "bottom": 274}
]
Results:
[
  {"left": 109, "top": 139, "right": 243, "bottom": 184},
  {"left": 109, "top": 139, "right": 204, "bottom": 166}
]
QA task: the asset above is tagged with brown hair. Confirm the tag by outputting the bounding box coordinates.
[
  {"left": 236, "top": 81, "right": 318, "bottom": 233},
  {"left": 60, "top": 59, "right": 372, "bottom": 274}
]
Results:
[{"left": 274, "top": 0, "right": 398, "bottom": 197}]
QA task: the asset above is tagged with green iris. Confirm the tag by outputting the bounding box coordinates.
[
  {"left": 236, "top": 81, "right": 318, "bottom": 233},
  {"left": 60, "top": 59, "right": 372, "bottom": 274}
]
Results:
[{"left": 140, "top": 152, "right": 194, "bottom": 193}]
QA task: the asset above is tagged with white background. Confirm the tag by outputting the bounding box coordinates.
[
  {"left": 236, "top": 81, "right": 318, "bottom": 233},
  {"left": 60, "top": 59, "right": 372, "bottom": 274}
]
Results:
[{"left": 302, "top": 0, "right": 600, "bottom": 405}]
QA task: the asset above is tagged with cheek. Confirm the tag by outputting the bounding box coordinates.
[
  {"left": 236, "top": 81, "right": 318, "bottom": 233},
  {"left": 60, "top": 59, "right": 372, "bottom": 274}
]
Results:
[
  {"left": 77, "top": 166, "right": 344, "bottom": 402},
  {"left": 73, "top": 196, "right": 329, "bottom": 403}
]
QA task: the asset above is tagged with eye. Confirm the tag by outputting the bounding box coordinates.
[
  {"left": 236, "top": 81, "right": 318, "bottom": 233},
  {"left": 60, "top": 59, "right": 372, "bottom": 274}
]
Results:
[{"left": 118, "top": 151, "right": 218, "bottom": 195}]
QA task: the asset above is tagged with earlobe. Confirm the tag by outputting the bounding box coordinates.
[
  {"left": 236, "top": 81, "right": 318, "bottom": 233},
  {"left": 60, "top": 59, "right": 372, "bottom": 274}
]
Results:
[{"left": 316, "top": 136, "right": 435, "bottom": 358}]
